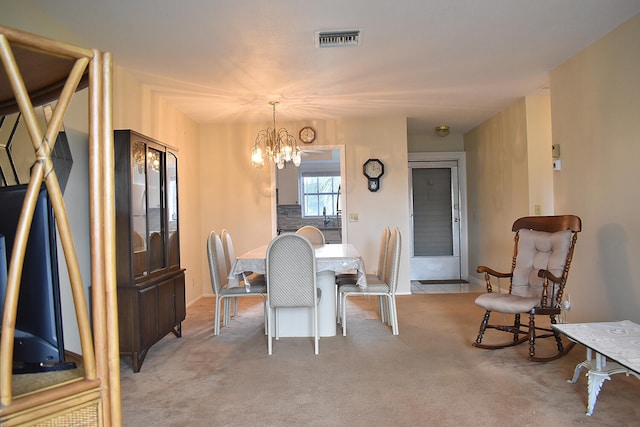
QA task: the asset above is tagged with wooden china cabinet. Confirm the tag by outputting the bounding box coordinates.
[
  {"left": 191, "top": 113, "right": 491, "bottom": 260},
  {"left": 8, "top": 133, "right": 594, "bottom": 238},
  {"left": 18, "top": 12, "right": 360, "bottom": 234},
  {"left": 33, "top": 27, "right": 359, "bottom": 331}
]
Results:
[{"left": 114, "top": 129, "right": 185, "bottom": 373}]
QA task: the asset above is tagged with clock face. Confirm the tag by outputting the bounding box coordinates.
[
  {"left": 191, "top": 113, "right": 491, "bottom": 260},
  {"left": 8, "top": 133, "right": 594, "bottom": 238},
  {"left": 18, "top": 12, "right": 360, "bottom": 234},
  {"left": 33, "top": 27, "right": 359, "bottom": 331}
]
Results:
[
  {"left": 363, "top": 159, "right": 384, "bottom": 179},
  {"left": 299, "top": 126, "right": 316, "bottom": 144}
]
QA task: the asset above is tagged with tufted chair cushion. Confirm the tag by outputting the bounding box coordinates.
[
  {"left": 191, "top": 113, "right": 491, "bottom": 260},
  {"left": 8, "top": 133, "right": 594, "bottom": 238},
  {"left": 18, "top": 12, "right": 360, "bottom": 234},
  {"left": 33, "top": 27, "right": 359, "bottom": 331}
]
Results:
[
  {"left": 511, "top": 229, "right": 571, "bottom": 302},
  {"left": 475, "top": 229, "right": 572, "bottom": 313}
]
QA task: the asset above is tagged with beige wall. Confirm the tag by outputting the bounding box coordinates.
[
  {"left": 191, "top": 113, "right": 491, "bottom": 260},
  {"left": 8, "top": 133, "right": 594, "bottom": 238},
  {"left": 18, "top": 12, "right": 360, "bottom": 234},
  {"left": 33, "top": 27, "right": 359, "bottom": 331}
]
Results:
[
  {"left": 525, "top": 96, "right": 554, "bottom": 216},
  {"left": 549, "top": 13, "right": 640, "bottom": 322},
  {"left": 464, "top": 99, "right": 531, "bottom": 278},
  {"left": 198, "top": 123, "right": 275, "bottom": 296},
  {"left": 199, "top": 117, "right": 412, "bottom": 295},
  {"left": 463, "top": 95, "right": 554, "bottom": 278},
  {"left": 408, "top": 132, "right": 465, "bottom": 152}
]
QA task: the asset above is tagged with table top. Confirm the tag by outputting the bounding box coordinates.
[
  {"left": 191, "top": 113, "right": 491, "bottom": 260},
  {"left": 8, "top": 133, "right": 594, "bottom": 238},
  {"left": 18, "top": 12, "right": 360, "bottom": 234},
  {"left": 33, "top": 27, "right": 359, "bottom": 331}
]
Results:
[
  {"left": 237, "top": 243, "right": 360, "bottom": 258},
  {"left": 229, "top": 243, "right": 367, "bottom": 288},
  {"left": 554, "top": 320, "right": 640, "bottom": 372}
]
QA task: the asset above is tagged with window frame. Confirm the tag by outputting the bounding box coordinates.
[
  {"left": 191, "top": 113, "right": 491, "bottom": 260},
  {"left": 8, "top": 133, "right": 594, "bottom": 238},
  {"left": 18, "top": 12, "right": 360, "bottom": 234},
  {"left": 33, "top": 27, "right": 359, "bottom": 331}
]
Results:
[{"left": 300, "top": 171, "right": 341, "bottom": 218}]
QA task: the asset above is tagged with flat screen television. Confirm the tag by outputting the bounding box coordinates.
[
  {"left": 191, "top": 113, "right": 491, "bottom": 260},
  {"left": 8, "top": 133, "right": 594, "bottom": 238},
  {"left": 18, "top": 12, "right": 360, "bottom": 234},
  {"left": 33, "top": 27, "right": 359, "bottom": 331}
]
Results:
[{"left": 0, "top": 184, "right": 74, "bottom": 374}]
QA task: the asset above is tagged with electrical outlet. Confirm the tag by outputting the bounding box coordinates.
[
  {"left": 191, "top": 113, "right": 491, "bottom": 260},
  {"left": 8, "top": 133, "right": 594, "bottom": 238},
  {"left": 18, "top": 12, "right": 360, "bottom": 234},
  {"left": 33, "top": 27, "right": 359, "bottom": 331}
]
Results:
[{"left": 349, "top": 213, "right": 358, "bottom": 222}]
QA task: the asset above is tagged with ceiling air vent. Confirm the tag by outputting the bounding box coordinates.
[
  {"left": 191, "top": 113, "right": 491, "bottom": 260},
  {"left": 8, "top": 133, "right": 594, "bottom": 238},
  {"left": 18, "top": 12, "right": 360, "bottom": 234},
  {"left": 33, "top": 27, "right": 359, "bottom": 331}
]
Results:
[{"left": 316, "top": 30, "right": 361, "bottom": 48}]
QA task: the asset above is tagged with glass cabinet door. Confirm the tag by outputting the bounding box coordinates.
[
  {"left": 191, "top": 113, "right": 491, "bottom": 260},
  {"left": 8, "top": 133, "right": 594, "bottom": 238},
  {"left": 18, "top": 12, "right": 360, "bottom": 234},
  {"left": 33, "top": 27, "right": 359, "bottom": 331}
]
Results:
[
  {"left": 131, "top": 140, "right": 168, "bottom": 277},
  {"left": 167, "top": 151, "right": 179, "bottom": 267},
  {"left": 131, "top": 140, "right": 148, "bottom": 277},
  {"left": 146, "top": 145, "right": 165, "bottom": 273}
]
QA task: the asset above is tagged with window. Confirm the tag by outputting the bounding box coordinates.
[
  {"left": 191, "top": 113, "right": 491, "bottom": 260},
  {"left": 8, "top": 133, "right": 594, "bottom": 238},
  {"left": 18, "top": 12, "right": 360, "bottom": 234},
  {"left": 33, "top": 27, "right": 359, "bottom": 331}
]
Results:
[{"left": 301, "top": 173, "right": 341, "bottom": 217}]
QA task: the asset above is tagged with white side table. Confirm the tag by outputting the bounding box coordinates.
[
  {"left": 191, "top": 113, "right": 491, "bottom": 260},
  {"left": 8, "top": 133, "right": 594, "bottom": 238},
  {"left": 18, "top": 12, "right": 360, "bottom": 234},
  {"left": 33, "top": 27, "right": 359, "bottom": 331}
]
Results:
[{"left": 554, "top": 320, "right": 640, "bottom": 416}]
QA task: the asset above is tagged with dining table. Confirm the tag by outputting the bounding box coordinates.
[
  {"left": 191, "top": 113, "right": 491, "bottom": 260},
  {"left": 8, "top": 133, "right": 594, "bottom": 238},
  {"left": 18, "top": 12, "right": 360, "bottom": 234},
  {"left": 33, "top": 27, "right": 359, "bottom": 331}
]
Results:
[{"left": 228, "top": 242, "right": 367, "bottom": 337}]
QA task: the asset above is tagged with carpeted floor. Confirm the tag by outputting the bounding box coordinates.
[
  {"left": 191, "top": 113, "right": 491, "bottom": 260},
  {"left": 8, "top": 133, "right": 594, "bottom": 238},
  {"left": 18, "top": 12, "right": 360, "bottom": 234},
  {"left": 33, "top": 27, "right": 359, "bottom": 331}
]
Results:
[{"left": 120, "top": 293, "right": 640, "bottom": 426}]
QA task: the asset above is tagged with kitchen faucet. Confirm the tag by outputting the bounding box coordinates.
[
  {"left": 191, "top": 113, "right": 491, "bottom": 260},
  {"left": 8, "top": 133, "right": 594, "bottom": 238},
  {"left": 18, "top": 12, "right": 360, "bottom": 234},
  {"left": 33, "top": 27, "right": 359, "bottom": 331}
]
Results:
[{"left": 323, "top": 207, "right": 331, "bottom": 226}]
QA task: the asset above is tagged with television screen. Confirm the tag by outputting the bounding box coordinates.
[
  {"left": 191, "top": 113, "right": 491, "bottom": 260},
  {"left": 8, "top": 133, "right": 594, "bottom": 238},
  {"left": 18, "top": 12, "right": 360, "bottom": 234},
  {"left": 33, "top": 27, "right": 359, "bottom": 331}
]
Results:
[{"left": 0, "top": 184, "right": 74, "bottom": 373}]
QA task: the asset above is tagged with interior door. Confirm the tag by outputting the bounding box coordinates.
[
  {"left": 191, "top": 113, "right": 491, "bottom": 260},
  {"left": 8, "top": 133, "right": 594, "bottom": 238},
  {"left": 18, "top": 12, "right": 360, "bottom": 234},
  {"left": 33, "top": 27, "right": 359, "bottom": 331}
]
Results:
[{"left": 409, "top": 161, "right": 461, "bottom": 280}]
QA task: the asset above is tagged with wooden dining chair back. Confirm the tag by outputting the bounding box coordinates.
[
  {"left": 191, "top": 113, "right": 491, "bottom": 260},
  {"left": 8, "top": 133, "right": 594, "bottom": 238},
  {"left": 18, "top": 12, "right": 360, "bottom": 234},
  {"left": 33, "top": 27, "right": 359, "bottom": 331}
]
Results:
[
  {"left": 266, "top": 233, "right": 320, "bottom": 355},
  {"left": 295, "top": 225, "right": 325, "bottom": 245},
  {"left": 207, "top": 231, "right": 267, "bottom": 335},
  {"left": 473, "top": 215, "right": 581, "bottom": 362},
  {"left": 339, "top": 227, "right": 401, "bottom": 336}
]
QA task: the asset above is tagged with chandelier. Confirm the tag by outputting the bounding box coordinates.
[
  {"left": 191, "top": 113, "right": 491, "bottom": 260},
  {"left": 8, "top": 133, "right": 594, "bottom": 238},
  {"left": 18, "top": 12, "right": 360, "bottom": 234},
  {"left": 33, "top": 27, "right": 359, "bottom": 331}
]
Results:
[{"left": 251, "top": 101, "right": 301, "bottom": 169}]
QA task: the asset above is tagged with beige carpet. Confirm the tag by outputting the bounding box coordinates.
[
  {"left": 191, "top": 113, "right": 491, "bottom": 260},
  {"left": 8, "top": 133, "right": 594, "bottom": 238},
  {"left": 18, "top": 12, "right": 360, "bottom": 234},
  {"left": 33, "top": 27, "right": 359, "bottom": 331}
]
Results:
[{"left": 120, "top": 293, "right": 640, "bottom": 426}]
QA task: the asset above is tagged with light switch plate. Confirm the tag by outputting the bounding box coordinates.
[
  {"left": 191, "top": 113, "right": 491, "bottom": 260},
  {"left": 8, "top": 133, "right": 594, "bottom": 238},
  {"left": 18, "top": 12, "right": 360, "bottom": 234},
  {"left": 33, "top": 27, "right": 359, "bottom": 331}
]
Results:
[
  {"left": 552, "top": 144, "right": 560, "bottom": 159},
  {"left": 349, "top": 213, "right": 358, "bottom": 222}
]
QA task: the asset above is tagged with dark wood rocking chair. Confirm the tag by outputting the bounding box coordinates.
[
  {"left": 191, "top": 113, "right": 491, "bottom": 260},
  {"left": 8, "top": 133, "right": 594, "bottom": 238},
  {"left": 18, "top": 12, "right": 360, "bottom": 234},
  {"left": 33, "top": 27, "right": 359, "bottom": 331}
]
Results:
[{"left": 473, "top": 215, "right": 581, "bottom": 362}]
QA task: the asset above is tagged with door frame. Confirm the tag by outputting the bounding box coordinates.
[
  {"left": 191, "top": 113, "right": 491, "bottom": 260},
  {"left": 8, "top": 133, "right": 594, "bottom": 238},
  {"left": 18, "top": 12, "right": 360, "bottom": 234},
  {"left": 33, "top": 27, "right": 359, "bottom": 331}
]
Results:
[{"left": 408, "top": 151, "right": 468, "bottom": 281}]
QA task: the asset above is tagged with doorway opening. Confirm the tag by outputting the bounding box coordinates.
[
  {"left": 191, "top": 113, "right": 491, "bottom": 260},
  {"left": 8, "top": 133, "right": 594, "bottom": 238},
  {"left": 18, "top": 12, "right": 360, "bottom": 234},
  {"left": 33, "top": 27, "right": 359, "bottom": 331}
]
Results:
[
  {"left": 273, "top": 145, "right": 346, "bottom": 243},
  {"left": 408, "top": 152, "right": 468, "bottom": 282}
]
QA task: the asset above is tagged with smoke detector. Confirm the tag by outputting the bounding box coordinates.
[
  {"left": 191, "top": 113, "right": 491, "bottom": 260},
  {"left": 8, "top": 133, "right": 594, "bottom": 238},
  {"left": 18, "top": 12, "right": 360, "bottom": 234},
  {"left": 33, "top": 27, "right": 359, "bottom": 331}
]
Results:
[{"left": 316, "top": 30, "right": 361, "bottom": 48}]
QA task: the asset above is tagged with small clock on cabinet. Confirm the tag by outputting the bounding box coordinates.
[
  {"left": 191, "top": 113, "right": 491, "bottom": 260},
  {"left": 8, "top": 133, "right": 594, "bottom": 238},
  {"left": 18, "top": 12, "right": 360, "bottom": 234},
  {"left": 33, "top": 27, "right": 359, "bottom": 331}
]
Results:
[
  {"left": 299, "top": 126, "right": 316, "bottom": 144},
  {"left": 363, "top": 158, "right": 384, "bottom": 192}
]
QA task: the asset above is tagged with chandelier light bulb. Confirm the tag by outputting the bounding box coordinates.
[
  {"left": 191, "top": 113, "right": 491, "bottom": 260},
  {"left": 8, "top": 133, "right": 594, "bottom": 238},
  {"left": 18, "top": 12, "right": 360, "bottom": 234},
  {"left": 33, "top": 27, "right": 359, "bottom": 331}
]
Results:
[
  {"left": 251, "top": 146, "right": 264, "bottom": 167},
  {"left": 292, "top": 149, "right": 302, "bottom": 166}
]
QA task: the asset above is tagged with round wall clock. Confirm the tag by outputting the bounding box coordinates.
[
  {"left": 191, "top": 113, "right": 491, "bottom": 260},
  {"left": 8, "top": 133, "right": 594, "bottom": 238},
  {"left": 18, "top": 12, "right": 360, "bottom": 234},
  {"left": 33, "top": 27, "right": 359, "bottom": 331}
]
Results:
[
  {"left": 299, "top": 126, "right": 316, "bottom": 144},
  {"left": 363, "top": 158, "right": 384, "bottom": 192}
]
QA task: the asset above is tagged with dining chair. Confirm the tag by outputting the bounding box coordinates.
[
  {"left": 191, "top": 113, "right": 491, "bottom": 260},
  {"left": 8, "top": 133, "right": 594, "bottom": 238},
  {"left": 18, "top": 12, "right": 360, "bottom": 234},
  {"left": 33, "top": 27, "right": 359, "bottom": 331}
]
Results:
[
  {"left": 340, "top": 227, "right": 401, "bottom": 336},
  {"left": 266, "top": 233, "right": 321, "bottom": 355},
  {"left": 335, "top": 226, "right": 390, "bottom": 323},
  {"left": 295, "top": 225, "right": 325, "bottom": 245},
  {"left": 221, "top": 228, "right": 266, "bottom": 317},
  {"left": 207, "top": 231, "right": 267, "bottom": 335}
]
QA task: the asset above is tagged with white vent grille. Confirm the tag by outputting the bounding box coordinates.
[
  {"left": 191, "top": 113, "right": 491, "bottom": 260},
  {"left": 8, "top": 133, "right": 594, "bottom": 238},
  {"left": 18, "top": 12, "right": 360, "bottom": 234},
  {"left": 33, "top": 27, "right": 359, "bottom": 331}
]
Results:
[{"left": 316, "top": 30, "right": 360, "bottom": 48}]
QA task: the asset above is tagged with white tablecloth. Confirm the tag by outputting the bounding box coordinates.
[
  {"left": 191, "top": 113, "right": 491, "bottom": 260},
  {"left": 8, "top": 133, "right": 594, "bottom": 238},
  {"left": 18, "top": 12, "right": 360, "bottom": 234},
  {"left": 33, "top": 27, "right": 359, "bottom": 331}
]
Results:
[{"left": 228, "top": 243, "right": 367, "bottom": 289}]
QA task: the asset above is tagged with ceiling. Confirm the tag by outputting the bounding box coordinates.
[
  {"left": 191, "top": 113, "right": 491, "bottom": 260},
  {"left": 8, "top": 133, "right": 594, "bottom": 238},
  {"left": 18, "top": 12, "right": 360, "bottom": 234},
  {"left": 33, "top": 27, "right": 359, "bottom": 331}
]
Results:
[{"left": 26, "top": 0, "right": 640, "bottom": 135}]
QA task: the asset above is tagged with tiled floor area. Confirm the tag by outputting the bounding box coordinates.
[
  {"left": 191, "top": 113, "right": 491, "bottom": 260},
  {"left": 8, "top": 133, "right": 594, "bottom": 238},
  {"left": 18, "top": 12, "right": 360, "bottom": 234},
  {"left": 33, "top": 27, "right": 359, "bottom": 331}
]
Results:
[{"left": 411, "top": 280, "right": 485, "bottom": 294}]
